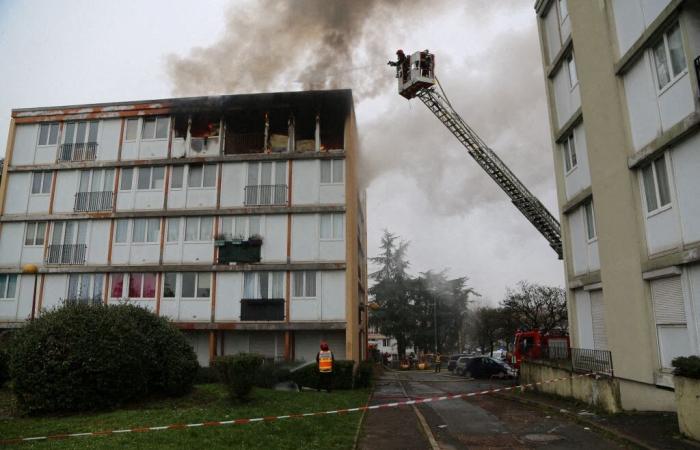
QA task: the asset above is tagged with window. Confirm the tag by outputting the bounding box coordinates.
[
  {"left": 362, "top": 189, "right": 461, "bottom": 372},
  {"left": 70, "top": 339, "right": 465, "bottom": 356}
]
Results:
[
  {"left": 321, "top": 159, "right": 344, "bottom": 183},
  {"left": 320, "top": 213, "right": 344, "bottom": 240},
  {"left": 141, "top": 116, "right": 170, "bottom": 140},
  {"left": 0, "top": 275, "right": 18, "bottom": 299},
  {"left": 562, "top": 132, "right": 577, "bottom": 173},
  {"left": 63, "top": 121, "right": 98, "bottom": 145},
  {"left": 558, "top": 0, "right": 568, "bottom": 23},
  {"left": 642, "top": 156, "right": 672, "bottom": 214},
  {"left": 171, "top": 166, "right": 184, "bottom": 189},
  {"left": 653, "top": 23, "right": 687, "bottom": 90},
  {"left": 132, "top": 218, "right": 161, "bottom": 243},
  {"left": 584, "top": 201, "right": 596, "bottom": 241},
  {"left": 114, "top": 219, "right": 129, "bottom": 243},
  {"left": 182, "top": 272, "right": 211, "bottom": 298},
  {"left": 78, "top": 169, "right": 114, "bottom": 192},
  {"left": 188, "top": 164, "right": 217, "bottom": 188},
  {"left": 51, "top": 221, "right": 88, "bottom": 245},
  {"left": 38, "top": 123, "right": 59, "bottom": 146},
  {"left": 185, "top": 217, "right": 213, "bottom": 241},
  {"left": 167, "top": 217, "right": 180, "bottom": 242},
  {"left": 136, "top": 166, "right": 165, "bottom": 190},
  {"left": 120, "top": 168, "right": 133, "bottom": 190},
  {"left": 25, "top": 221, "right": 47, "bottom": 246},
  {"left": 67, "top": 273, "right": 103, "bottom": 304},
  {"left": 292, "top": 271, "right": 317, "bottom": 298},
  {"left": 220, "top": 216, "right": 261, "bottom": 239},
  {"left": 31, "top": 171, "right": 52, "bottom": 194},
  {"left": 243, "top": 271, "right": 283, "bottom": 299},
  {"left": 125, "top": 119, "right": 138, "bottom": 141},
  {"left": 127, "top": 273, "right": 157, "bottom": 299},
  {"left": 566, "top": 54, "right": 578, "bottom": 88},
  {"left": 163, "top": 273, "right": 177, "bottom": 298}
]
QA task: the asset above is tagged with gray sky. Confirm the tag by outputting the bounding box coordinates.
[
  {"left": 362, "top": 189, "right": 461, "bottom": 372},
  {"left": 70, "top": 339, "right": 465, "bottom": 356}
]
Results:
[{"left": 0, "top": 0, "right": 564, "bottom": 304}]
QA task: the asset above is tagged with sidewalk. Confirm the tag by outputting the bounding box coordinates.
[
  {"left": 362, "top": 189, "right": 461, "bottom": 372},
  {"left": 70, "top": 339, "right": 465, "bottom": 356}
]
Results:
[{"left": 496, "top": 389, "right": 700, "bottom": 450}]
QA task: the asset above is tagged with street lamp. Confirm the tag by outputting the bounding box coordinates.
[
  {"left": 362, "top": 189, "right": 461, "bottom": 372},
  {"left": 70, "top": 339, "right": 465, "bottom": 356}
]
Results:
[{"left": 21, "top": 263, "right": 39, "bottom": 321}]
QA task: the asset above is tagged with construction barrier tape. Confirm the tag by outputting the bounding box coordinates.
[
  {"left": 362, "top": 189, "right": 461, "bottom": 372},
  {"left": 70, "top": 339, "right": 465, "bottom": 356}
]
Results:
[{"left": 0, "top": 372, "right": 597, "bottom": 445}]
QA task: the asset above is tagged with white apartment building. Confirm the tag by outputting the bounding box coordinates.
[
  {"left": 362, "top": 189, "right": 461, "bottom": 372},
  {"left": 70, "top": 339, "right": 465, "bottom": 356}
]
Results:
[
  {"left": 0, "top": 90, "right": 369, "bottom": 367},
  {"left": 535, "top": 0, "right": 700, "bottom": 410}
]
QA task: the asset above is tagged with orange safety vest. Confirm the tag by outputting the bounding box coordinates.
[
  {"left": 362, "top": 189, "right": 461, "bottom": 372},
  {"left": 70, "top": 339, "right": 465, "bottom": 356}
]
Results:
[{"left": 318, "top": 350, "right": 333, "bottom": 373}]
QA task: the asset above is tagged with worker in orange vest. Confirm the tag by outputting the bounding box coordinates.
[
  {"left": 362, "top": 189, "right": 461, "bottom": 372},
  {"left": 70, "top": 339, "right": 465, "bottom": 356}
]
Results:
[{"left": 316, "top": 342, "right": 334, "bottom": 392}]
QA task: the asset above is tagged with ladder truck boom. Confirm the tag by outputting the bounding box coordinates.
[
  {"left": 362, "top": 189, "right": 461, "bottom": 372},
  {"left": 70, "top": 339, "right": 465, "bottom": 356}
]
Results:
[{"left": 391, "top": 50, "right": 562, "bottom": 258}]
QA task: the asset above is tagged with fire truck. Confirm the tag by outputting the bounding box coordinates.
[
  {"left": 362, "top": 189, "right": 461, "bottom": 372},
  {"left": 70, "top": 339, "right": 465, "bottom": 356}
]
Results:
[{"left": 509, "top": 329, "right": 570, "bottom": 370}]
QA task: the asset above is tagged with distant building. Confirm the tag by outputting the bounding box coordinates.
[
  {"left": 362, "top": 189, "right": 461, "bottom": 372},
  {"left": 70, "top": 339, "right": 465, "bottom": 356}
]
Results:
[
  {"left": 534, "top": 0, "right": 700, "bottom": 410},
  {"left": 0, "top": 90, "right": 369, "bottom": 366}
]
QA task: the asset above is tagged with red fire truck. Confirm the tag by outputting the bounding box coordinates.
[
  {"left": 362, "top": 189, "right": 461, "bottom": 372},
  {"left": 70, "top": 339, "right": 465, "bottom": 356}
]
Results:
[{"left": 509, "top": 329, "right": 570, "bottom": 370}]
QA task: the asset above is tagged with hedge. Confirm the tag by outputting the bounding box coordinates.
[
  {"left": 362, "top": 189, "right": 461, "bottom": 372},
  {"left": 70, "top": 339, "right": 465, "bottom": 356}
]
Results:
[
  {"left": 9, "top": 303, "right": 198, "bottom": 414},
  {"left": 289, "top": 360, "right": 356, "bottom": 390},
  {"left": 216, "top": 353, "right": 263, "bottom": 401},
  {"left": 672, "top": 355, "right": 700, "bottom": 379}
]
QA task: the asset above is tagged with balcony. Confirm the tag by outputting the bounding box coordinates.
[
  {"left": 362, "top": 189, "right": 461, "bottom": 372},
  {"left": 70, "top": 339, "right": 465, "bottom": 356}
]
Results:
[
  {"left": 244, "top": 184, "right": 288, "bottom": 206},
  {"left": 225, "top": 133, "right": 265, "bottom": 155},
  {"left": 45, "top": 244, "right": 87, "bottom": 265},
  {"left": 58, "top": 142, "right": 97, "bottom": 162},
  {"left": 61, "top": 297, "right": 102, "bottom": 306},
  {"left": 240, "top": 298, "right": 284, "bottom": 321},
  {"left": 74, "top": 191, "right": 114, "bottom": 212},
  {"left": 217, "top": 238, "right": 262, "bottom": 264}
]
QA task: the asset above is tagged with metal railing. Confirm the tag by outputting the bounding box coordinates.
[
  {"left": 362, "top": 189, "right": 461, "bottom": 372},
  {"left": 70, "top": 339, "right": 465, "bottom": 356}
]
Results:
[
  {"left": 240, "top": 298, "right": 285, "bottom": 321},
  {"left": 244, "top": 184, "right": 288, "bottom": 206},
  {"left": 58, "top": 142, "right": 97, "bottom": 161},
  {"left": 45, "top": 244, "right": 87, "bottom": 265},
  {"left": 74, "top": 191, "right": 113, "bottom": 212},
  {"left": 571, "top": 347, "right": 613, "bottom": 377}
]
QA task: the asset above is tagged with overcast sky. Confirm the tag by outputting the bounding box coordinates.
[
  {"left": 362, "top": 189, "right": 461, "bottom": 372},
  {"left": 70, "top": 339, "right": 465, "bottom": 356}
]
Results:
[{"left": 0, "top": 0, "right": 564, "bottom": 304}]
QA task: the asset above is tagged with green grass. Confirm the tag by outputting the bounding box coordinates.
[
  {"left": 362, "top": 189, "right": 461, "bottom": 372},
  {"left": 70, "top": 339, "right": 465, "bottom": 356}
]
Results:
[{"left": 0, "top": 384, "right": 370, "bottom": 449}]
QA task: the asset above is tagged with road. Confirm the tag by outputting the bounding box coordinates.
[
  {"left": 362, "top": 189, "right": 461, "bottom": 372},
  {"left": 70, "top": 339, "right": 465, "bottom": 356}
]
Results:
[{"left": 358, "top": 369, "right": 629, "bottom": 450}]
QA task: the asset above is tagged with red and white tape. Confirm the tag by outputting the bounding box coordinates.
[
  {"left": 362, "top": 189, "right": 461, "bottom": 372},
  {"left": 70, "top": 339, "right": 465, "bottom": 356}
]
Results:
[{"left": 1, "top": 372, "right": 595, "bottom": 445}]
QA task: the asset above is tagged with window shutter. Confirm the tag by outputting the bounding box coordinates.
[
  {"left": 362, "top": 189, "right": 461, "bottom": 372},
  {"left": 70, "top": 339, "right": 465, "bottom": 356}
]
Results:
[
  {"left": 650, "top": 276, "right": 686, "bottom": 325},
  {"left": 589, "top": 290, "right": 608, "bottom": 350}
]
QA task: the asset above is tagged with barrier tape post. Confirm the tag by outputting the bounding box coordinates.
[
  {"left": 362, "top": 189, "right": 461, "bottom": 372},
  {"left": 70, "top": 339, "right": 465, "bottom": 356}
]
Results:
[{"left": 0, "top": 372, "right": 597, "bottom": 445}]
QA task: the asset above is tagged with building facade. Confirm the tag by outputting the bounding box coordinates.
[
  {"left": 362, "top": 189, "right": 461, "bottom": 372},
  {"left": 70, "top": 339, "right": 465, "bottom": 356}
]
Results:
[
  {"left": 0, "top": 90, "right": 369, "bottom": 367},
  {"left": 535, "top": 0, "right": 700, "bottom": 410}
]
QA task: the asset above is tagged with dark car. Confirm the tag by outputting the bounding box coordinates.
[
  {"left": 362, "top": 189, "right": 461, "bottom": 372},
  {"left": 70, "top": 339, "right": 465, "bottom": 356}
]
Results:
[
  {"left": 462, "top": 356, "right": 516, "bottom": 379},
  {"left": 447, "top": 353, "right": 469, "bottom": 372}
]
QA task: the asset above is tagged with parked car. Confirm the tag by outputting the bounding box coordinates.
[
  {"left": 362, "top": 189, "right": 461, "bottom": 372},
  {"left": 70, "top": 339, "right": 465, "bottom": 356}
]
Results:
[
  {"left": 455, "top": 356, "right": 477, "bottom": 376},
  {"left": 447, "top": 353, "right": 469, "bottom": 372},
  {"left": 460, "top": 356, "right": 517, "bottom": 379}
]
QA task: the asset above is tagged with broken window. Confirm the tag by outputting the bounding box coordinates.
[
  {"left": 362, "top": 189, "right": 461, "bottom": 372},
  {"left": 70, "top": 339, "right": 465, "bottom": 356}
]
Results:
[
  {"left": 224, "top": 111, "right": 266, "bottom": 155},
  {"left": 294, "top": 111, "right": 317, "bottom": 152}
]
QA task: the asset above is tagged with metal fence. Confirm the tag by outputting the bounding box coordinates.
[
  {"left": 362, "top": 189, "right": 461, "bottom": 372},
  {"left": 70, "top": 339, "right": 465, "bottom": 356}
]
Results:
[
  {"left": 45, "top": 244, "right": 87, "bottom": 265},
  {"left": 240, "top": 298, "right": 285, "bottom": 321},
  {"left": 244, "top": 184, "right": 288, "bottom": 206},
  {"left": 74, "top": 191, "right": 113, "bottom": 212},
  {"left": 571, "top": 347, "right": 613, "bottom": 376},
  {"left": 58, "top": 142, "right": 97, "bottom": 162}
]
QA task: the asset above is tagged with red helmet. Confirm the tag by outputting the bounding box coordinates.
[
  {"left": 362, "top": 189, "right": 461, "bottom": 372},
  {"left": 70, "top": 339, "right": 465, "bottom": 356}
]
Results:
[{"left": 320, "top": 342, "right": 329, "bottom": 351}]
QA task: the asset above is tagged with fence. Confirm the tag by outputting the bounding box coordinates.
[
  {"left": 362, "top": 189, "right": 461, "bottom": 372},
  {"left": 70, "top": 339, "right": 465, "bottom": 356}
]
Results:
[
  {"left": 58, "top": 142, "right": 97, "bottom": 161},
  {"left": 45, "top": 244, "right": 87, "bottom": 265},
  {"left": 571, "top": 347, "right": 614, "bottom": 376},
  {"left": 240, "top": 298, "right": 285, "bottom": 321},
  {"left": 74, "top": 191, "right": 113, "bottom": 212},
  {"left": 244, "top": 184, "right": 288, "bottom": 206}
]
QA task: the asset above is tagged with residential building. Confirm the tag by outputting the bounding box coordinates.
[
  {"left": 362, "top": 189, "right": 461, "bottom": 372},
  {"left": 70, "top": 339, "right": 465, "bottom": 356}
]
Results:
[
  {"left": 534, "top": 0, "right": 700, "bottom": 410},
  {"left": 0, "top": 90, "right": 369, "bottom": 366}
]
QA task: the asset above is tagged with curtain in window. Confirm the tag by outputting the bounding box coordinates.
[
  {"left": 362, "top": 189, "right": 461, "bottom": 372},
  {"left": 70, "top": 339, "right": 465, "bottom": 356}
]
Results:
[
  {"left": 243, "top": 272, "right": 256, "bottom": 298},
  {"left": 272, "top": 272, "right": 283, "bottom": 298},
  {"left": 111, "top": 274, "right": 124, "bottom": 298}
]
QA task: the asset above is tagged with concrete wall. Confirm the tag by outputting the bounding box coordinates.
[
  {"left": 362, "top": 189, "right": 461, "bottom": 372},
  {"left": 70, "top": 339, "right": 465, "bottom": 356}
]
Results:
[{"left": 674, "top": 376, "right": 700, "bottom": 440}]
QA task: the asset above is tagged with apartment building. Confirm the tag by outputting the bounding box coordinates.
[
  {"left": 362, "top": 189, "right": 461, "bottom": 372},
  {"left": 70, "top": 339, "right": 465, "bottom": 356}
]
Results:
[
  {"left": 535, "top": 0, "right": 700, "bottom": 410},
  {"left": 0, "top": 89, "right": 369, "bottom": 367}
]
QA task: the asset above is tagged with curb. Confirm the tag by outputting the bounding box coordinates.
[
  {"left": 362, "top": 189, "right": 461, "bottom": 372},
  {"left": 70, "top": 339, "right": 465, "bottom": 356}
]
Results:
[
  {"left": 352, "top": 385, "right": 373, "bottom": 450},
  {"left": 493, "top": 392, "right": 658, "bottom": 450}
]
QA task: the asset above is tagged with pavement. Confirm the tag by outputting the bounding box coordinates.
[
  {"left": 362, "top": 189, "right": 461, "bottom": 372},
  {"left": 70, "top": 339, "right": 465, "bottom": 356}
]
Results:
[{"left": 357, "top": 369, "right": 698, "bottom": 450}]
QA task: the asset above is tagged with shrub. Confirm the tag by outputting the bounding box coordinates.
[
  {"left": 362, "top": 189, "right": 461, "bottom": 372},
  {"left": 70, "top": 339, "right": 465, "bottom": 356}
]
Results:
[
  {"left": 672, "top": 355, "right": 700, "bottom": 379},
  {"left": 216, "top": 353, "right": 263, "bottom": 401},
  {"left": 194, "top": 366, "right": 221, "bottom": 385},
  {"left": 254, "top": 360, "right": 292, "bottom": 388},
  {"left": 9, "top": 303, "right": 198, "bottom": 414},
  {"left": 355, "top": 361, "right": 374, "bottom": 388},
  {"left": 289, "top": 360, "right": 356, "bottom": 390},
  {"left": 0, "top": 348, "right": 8, "bottom": 387}
]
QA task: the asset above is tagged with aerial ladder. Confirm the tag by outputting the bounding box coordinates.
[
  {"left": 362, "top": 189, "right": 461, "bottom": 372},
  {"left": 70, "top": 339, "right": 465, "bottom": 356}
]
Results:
[{"left": 391, "top": 50, "right": 562, "bottom": 258}]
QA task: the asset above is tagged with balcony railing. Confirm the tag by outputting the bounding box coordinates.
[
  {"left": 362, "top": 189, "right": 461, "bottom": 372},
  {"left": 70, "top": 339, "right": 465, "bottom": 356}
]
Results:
[
  {"left": 244, "top": 184, "right": 288, "bottom": 206},
  {"left": 571, "top": 348, "right": 613, "bottom": 377},
  {"left": 217, "top": 239, "right": 262, "bottom": 264},
  {"left": 45, "top": 244, "right": 87, "bottom": 265},
  {"left": 240, "top": 298, "right": 284, "bottom": 321},
  {"left": 74, "top": 191, "right": 114, "bottom": 212},
  {"left": 58, "top": 142, "right": 97, "bottom": 162}
]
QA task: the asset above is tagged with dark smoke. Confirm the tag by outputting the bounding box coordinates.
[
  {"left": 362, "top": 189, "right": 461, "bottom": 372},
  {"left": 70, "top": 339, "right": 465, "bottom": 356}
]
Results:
[{"left": 167, "top": 0, "right": 428, "bottom": 98}]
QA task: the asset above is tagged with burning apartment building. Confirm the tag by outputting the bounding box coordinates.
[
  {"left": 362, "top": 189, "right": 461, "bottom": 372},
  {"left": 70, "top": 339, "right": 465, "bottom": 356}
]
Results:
[{"left": 0, "top": 89, "right": 368, "bottom": 366}]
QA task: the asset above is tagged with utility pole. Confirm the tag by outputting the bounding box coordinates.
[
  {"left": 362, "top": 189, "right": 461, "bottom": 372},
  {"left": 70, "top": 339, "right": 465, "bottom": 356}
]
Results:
[{"left": 434, "top": 296, "right": 438, "bottom": 353}]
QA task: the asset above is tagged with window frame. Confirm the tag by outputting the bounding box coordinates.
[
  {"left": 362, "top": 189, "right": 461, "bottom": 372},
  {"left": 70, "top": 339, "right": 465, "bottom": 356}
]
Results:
[
  {"left": 566, "top": 53, "right": 578, "bottom": 90},
  {"left": 641, "top": 154, "right": 673, "bottom": 216},
  {"left": 110, "top": 272, "right": 157, "bottom": 300},
  {"left": 243, "top": 271, "right": 284, "bottom": 299},
  {"left": 131, "top": 218, "right": 161, "bottom": 244},
  {"left": 184, "top": 216, "right": 213, "bottom": 242},
  {"left": 292, "top": 271, "right": 317, "bottom": 299},
  {"left": 141, "top": 116, "right": 170, "bottom": 140},
  {"left": 584, "top": 200, "right": 597, "bottom": 243},
  {"left": 136, "top": 166, "right": 165, "bottom": 191},
  {"left": 220, "top": 215, "right": 263, "bottom": 240},
  {"left": 320, "top": 213, "right": 345, "bottom": 241},
  {"left": 30, "top": 171, "right": 52, "bottom": 195},
  {"left": 320, "top": 159, "right": 345, "bottom": 184},
  {"left": 187, "top": 164, "right": 217, "bottom": 189},
  {"left": 557, "top": 0, "right": 568, "bottom": 25},
  {"left": 180, "top": 272, "right": 212, "bottom": 300},
  {"left": 652, "top": 22, "right": 688, "bottom": 93},
  {"left": 562, "top": 131, "right": 577, "bottom": 174},
  {"left": 24, "top": 221, "right": 47, "bottom": 247},
  {"left": 0, "top": 274, "right": 18, "bottom": 300},
  {"left": 37, "top": 122, "right": 60, "bottom": 147},
  {"left": 170, "top": 166, "right": 184, "bottom": 190},
  {"left": 66, "top": 273, "right": 104, "bottom": 304}
]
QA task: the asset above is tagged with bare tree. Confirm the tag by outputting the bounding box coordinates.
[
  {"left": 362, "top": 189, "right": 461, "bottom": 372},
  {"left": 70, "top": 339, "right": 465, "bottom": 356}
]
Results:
[{"left": 501, "top": 281, "right": 567, "bottom": 333}]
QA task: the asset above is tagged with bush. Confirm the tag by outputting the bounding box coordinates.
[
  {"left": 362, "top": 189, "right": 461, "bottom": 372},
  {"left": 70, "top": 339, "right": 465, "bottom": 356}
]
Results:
[
  {"left": 9, "top": 303, "right": 198, "bottom": 414},
  {"left": 355, "top": 361, "right": 374, "bottom": 388},
  {"left": 289, "top": 360, "right": 356, "bottom": 390},
  {"left": 216, "top": 353, "right": 263, "bottom": 401},
  {"left": 194, "top": 366, "right": 221, "bottom": 385},
  {"left": 253, "top": 360, "right": 292, "bottom": 388},
  {"left": 0, "top": 348, "right": 8, "bottom": 387},
  {"left": 672, "top": 355, "right": 700, "bottom": 379}
]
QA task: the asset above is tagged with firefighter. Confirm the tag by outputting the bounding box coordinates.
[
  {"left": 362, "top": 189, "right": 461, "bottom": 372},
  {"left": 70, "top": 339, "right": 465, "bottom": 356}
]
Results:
[
  {"left": 316, "top": 342, "right": 334, "bottom": 392},
  {"left": 388, "top": 49, "right": 408, "bottom": 80},
  {"left": 434, "top": 352, "right": 442, "bottom": 373}
]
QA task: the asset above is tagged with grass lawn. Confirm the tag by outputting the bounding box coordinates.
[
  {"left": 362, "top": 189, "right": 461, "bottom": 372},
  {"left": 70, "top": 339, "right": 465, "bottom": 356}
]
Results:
[{"left": 0, "top": 384, "right": 370, "bottom": 449}]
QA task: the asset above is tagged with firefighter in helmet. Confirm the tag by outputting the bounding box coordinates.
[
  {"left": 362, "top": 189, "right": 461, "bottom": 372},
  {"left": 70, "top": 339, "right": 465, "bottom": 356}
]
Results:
[{"left": 316, "top": 341, "right": 335, "bottom": 392}]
